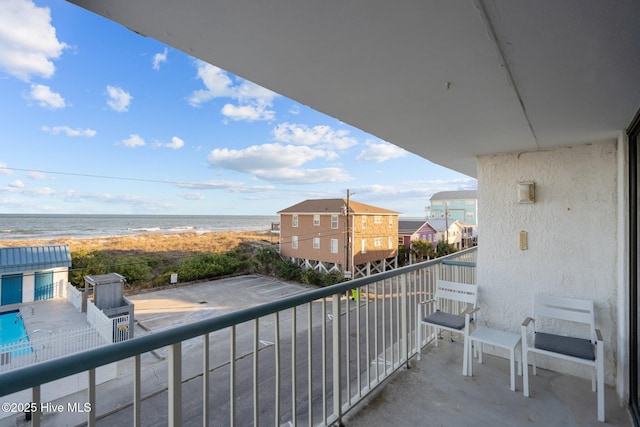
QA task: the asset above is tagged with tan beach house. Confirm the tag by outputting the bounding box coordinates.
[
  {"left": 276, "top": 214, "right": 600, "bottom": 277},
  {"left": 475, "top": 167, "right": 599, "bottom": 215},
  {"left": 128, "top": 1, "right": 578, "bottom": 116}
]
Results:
[{"left": 278, "top": 199, "right": 399, "bottom": 278}]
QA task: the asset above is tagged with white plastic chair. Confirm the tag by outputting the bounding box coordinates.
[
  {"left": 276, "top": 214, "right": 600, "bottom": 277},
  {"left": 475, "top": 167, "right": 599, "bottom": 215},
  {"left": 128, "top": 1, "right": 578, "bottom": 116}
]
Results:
[
  {"left": 521, "top": 294, "right": 604, "bottom": 422},
  {"left": 416, "top": 279, "right": 478, "bottom": 375}
]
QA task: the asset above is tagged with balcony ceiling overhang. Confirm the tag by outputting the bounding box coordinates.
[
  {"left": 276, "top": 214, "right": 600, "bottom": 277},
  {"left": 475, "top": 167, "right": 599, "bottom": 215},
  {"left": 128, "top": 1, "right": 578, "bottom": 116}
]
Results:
[{"left": 67, "top": 0, "right": 640, "bottom": 177}]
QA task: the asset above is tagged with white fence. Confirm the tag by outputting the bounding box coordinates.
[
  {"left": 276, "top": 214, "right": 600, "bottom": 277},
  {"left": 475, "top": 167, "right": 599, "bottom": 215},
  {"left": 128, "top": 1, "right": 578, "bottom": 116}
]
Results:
[
  {"left": 0, "top": 325, "right": 108, "bottom": 373},
  {"left": 86, "top": 300, "right": 130, "bottom": 344},
  {"left": 66, "top": 282, "right": 83, "bottom": 312}
]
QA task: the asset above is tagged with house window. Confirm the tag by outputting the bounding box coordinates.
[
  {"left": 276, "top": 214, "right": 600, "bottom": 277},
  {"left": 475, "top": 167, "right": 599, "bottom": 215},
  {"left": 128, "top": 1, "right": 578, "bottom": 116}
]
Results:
[
  {"left": 292, "top": 215, "right": 298, "bottom": 227},
  {"left": 388, "top": 217, "right": 393, "bottom": 228},
  {"left": 331, "top": 215, "right": 338, "bottom": 229},
  {"left": 374, "top": 215, "right": 382, "bottom": 224},
  {"left": 374, "top": 237, "right": 383, "bottom": 247},
  {"left": 313, "top": 237, "right": 320, "bottom": 249},
  {"left": 292, "top": 236, "right": 298, "bottom": 249},
  {"left": 331, "top": 239, "right": 338, "bottom": 253},
  {"left": 313, "top": 214, "right": 320, "bottom": 226},
  {"left": 388, "top": 236, "right": 393, "bottom": 249},
  {"left": 362, "top": 216, "right": 367, "bottom": 229},
  {"left": 361, "top": 239, "right": 367, "bottom": 253}
]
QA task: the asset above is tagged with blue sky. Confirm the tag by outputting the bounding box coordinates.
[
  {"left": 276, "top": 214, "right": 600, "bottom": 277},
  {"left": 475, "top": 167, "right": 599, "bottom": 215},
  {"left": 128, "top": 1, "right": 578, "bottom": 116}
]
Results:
[{"left": 0, "top": 0, "right": 476, "bottom": 217}]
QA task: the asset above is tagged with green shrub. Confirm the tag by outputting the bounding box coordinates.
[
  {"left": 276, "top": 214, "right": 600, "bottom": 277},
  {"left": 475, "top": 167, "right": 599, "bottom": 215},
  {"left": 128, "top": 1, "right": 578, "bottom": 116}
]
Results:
[
  {"left": 300, "top": 269, "right": 323, "bottom": 286},
  {"left": 321, "top": 270, "right": 344, "bottom": 287},
  {"left": 176, "top": 252, "right": 245, "bottom": 282},
  {"left": 436, "top": 240, "right": 458, "bottom": 257},
  {"left": 276, "top": 262, "right": 302, "bottom": 281}
]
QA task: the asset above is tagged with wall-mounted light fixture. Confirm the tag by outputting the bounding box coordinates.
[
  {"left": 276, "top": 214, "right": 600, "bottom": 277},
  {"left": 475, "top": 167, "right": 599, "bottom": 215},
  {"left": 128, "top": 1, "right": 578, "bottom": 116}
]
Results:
[{"left": 517, "top": 182, "right": 535, "bottom": 204}]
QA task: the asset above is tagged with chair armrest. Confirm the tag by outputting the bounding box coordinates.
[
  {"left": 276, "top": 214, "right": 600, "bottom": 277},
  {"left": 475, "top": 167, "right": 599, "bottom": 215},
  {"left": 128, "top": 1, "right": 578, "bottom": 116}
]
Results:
[
  {"left": 521, "top": 316, "right": 534, "bottom": 328},
  {"left": 595, "top": 328, "right": 603, "bottom": 344},
  {"left": 462, "top": 306, "right": 480, "bottom": 316}
]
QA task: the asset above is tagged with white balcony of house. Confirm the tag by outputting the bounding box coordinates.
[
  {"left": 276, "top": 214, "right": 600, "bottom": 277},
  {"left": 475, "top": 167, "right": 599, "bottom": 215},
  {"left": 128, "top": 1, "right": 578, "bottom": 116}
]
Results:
[{"left": 0, "top": 247, "right": 631, "bottom": 426}]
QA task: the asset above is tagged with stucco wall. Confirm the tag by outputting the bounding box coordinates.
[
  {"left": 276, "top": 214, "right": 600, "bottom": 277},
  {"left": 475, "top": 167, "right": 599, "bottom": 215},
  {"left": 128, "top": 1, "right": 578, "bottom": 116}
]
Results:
[{"left": 477, "top": 140, "right": 619, "bottom": 385}]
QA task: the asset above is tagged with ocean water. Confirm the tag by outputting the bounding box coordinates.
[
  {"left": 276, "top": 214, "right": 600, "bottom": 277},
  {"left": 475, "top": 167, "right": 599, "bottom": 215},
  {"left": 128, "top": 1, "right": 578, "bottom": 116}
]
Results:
[{"left": 0, "top": 214, "right": 279, "bottom": 241}]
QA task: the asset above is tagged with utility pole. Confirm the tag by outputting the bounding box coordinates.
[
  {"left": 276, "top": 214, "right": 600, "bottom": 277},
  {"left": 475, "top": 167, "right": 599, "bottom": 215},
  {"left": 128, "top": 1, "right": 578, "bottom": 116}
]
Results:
[{"left": 445, "top": 201, "right": 449, "bottom": 244}]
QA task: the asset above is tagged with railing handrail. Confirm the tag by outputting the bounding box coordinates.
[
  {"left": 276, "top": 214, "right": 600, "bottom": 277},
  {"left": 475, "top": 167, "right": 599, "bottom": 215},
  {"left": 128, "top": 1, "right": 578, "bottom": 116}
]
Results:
[{"left": 0, "top": 247, "right": 476, "bottom": 397}]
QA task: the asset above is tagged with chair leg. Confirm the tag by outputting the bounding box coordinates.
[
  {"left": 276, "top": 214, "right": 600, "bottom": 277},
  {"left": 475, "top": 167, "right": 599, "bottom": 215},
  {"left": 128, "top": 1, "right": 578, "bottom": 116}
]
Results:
[
  {"left": 468, "top": 339, "right": 474, "bottom": 377},
  {"left": 522, "top": 348, "right": 529, "bottom": 397},
  {"left": 509, "top": 347, "right": 515, "bottom": 391},
  {"left": 462, "top": 335, "right": 469, "bottom": 376}
]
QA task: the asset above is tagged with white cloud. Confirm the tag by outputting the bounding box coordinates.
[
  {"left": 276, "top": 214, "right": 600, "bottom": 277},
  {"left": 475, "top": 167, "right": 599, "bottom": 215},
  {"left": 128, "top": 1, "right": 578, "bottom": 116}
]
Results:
[
  {"left": 27, "top": 171, "right": 49, "bottom": 180},
  {"left": 189, "top": 62, "right": 277, "bottom": 122},
  {"left": 0, "top": 0, "right": 68, "bottom": 81},
  {"left": 27, "top": 84, "right": 65, "bottom": 109},
  {"left": 0, "top": 162, "right": 12, "bottom": 176},
  {"left": 221, "top": 104, "right": 275, "bottom": 122},
  {"left": 106, "top": 85, "right": 132, "bottom": 112},
  {"left": 356, "top": 141, "right": 408, "bottom": 162},
  {"left": 176, "top": 179, "right": 275, "bottom": 193},
  {"left": 41, "top": 125, "right": 96, "bottom": 137},
  {"left": 289, "top": 105, "right": 301, "bottom": 115},
  {"left": 121, "top": 134, "right": 145, "bottom": 148},
  {"left": 178, "top": 192, "right": 204, "bottom": 200},
  {"left": 176, "top": 179, "right": 245, "bottom": 190},
  {"left": 152, "top": 48, "right": 168, "bottom": 70},
  {"left": 273, "top": 123, "right": 357, "bottom": 150},
  {"left": 252, "top": 167, "right": 351, "bottom": 184},
  {"left": 9, "top": 179, "right": 24, "bottom": 188},
  {"left": 353, "top": 178, "right": 477, "bottom": 201},
  {"left": 207, "top": 143, "right": 351, "bottom": 184},
  {"left": 23, "top": 186, "right": 55, "bottom": 196},
  {"left": 208, "top": 143, "right": 330, "bottom": 171},
  {"left": 156, "top": 136, "right": 184, "bottom": 150}
]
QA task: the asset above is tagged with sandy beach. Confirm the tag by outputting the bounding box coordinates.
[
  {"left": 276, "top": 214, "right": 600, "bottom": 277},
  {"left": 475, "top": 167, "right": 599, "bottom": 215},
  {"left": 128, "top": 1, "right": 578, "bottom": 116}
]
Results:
[{"left": 0, "top": 230, "right": 275, "bottom": 256}]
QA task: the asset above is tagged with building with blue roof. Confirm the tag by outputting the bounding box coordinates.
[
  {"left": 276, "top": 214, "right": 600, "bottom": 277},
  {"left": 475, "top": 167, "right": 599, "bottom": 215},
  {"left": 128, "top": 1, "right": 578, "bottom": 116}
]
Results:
[{"left": 0, "top": 245, "right": 71, "bottom": 307}]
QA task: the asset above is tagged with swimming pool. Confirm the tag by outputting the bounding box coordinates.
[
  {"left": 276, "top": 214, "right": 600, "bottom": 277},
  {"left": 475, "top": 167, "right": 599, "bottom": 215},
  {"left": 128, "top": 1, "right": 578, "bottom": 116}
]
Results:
[{"left": 0, "top": 310, "right": 32, "bottom": 356}]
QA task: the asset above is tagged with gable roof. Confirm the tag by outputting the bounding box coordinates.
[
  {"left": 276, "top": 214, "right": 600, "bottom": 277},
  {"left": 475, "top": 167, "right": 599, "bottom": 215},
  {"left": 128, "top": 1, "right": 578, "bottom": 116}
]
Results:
[
  {"left": 278, "top": 199, "right": 399, "bottom": 215},
  {"left": 426, "top": 219, "right": 462, "bottom": 232},
  {"left": 0, "top": 245, "right": 72, "bottom": 274},
  {"left": 430, "top": 190, "right": 478, "bottom": 201}
]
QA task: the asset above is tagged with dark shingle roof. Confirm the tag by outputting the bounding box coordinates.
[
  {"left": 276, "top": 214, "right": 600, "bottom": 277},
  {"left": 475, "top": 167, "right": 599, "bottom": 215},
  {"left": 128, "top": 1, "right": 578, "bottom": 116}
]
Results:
[
  {"left": 398, "top": 220, "right": 428, "bottom": 235},
  {"left": 278, "top": 199, "right": 399, "bottom": 215},
  {"left": 0, "top": 245, "right": 71, "bottom": 274}
]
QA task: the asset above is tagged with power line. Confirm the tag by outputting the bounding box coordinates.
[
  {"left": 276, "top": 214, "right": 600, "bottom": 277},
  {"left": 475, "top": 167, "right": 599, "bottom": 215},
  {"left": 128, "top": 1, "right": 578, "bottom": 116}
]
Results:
[{"left": 1, "top": 166, "right": 338, "bottom": 196}]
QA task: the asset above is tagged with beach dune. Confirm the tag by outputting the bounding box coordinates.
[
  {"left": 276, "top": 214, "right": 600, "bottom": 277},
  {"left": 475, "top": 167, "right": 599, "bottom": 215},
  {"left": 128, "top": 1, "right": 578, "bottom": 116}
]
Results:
[{"left": 0, "top": 230, "right": 273, "bottom": 256}]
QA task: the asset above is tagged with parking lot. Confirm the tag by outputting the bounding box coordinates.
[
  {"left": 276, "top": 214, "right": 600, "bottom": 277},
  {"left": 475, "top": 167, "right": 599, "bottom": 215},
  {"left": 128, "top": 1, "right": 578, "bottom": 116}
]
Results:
[{"left": 127, "top": 275, "right": 314, "bottom": 334}]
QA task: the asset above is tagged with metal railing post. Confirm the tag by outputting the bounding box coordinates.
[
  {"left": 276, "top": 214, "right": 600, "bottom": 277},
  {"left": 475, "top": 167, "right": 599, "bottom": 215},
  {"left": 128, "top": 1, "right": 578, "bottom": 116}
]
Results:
[
  {"left": 203, "top": 334, "right": 210, "bottom": 427},
  {"left": 332, "top": 293, "right": 342, "bottom": 423},
  {"left": 88, "top": 368, "right": 96, "bottom": 427},
  {"left": 134, "top": 354, "right": 141, "bottom": 427},
  {"left": 168, "top": 342, "right": 182, "bottom": 427},
  {"left": 32, "top": 385, "right": 40, "bottom": 427},
  {"left": 401, "top": 273, "right": 408, "bottom": 364}
]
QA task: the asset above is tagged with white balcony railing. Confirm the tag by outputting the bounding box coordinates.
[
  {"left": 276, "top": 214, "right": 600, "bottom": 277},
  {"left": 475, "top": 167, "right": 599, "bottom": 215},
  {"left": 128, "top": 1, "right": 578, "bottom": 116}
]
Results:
[{"left": 0, "top": 247, "right": 476, "bottom": 426}]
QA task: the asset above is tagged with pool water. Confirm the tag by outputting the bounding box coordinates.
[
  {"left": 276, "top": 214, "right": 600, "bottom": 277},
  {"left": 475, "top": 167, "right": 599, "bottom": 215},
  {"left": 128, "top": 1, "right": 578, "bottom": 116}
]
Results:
[{"left": 0, "top": 310, "right": 32, "bottom": 356}]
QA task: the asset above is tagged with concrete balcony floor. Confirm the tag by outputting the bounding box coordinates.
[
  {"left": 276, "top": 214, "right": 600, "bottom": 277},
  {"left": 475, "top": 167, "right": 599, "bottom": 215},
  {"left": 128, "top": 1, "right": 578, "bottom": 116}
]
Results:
[{"left": 345, "top": 340, "right": 631, "bottom": 427}]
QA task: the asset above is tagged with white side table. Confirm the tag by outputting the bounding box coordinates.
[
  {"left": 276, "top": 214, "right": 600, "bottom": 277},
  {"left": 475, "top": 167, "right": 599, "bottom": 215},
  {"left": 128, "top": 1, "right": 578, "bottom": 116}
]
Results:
[{"left": 467, "top": 327, "right": 522, "bottom": 391}]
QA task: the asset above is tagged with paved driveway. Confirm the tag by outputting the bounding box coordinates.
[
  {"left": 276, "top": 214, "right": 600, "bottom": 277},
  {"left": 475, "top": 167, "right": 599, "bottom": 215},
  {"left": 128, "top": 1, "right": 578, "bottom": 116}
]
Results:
[{"left": 127, "top": 275, "right": 313, "bottom": 333}]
